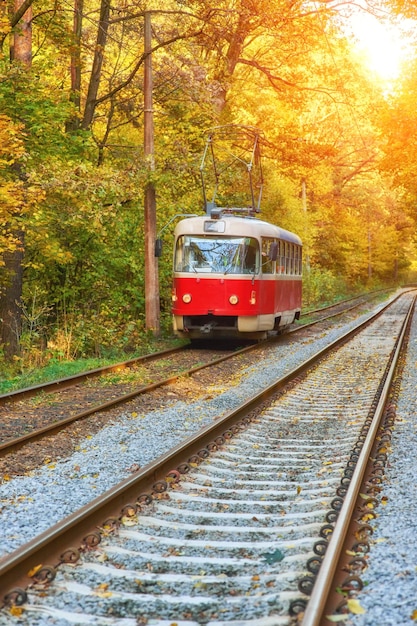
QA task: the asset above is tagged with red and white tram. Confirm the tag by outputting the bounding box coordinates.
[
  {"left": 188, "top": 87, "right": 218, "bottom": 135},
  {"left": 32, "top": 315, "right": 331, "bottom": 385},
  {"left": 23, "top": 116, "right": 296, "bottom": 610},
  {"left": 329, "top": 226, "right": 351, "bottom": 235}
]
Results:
[{"left": 171, "top": 210, "right": 302, "bottom": 341}]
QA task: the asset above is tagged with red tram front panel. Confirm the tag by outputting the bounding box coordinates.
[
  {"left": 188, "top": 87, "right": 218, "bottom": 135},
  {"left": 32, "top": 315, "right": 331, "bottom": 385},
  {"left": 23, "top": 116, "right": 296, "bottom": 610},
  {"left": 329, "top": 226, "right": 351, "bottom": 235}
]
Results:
[
  {"left": 172, "top": 274, "right": 301, "bottom": 334},
  {"left": 171, "top": 214, "right": 302, "bottom": 338},
  {"left": 173, "top": 276, "right": 259, "bottom": 317}
]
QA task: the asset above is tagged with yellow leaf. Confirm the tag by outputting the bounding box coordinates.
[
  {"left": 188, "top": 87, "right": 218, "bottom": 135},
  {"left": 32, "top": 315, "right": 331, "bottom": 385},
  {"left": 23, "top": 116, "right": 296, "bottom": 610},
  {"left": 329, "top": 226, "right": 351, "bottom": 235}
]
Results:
[
  {"left": 297, "top": 485, "right": 302, "bottom": 494},
  {"left": 2, "top": 475, "right": 10, "bottom": 481},
  {"left": 9, "top": 607, "right": 24, "bottom": 617},
  {"left": 95, "top": 590, "right": 113, "bottom": 598},
  {"left": 28, "top": 564, "right": 43, "bottom": 577},
  {"left": 347, "top": 598, "right": 366, "bottom": 614},
  {"left": 411, "top": 609, "right": 417, "bottom": 620},
  {"left": 94, "top": 582, "right": 113, "bottom": 598},
  {"left": 131, "top": 412, "right": 138, "bottom": 417}
]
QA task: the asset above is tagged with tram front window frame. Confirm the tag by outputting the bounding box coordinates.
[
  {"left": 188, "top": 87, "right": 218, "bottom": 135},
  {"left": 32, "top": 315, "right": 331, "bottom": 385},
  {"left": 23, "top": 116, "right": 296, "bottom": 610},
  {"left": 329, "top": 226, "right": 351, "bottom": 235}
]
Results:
[{"left": 174, "top": 235, "right": 260, "bottom": 275}]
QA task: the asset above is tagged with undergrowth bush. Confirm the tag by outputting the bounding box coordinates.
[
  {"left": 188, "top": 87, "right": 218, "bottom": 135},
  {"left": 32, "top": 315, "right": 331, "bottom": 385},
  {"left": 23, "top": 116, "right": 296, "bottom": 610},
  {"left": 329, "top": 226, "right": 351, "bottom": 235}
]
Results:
[{"left": 302, "top": 268, "right": 350, "bottom": 308}]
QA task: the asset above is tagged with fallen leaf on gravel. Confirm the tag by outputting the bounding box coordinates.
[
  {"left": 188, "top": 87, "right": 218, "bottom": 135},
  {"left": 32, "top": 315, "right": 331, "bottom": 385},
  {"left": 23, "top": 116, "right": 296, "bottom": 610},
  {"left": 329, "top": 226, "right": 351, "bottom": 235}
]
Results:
[
  {"left": 126, "top": 463, "right": 141, "bottom": 473},
  {"left": 261, "top": 548, "right": 284, "bottom": 564},
  {"left": 94, "top": 583, "right": 113, "bottom": 598},
  {"left": 410, "top": 609, "right": 417, "bottom": 620},
  {"left": 9, "top": 607, "right": 24, "bottom": 617},
  {"left": 347, "top": 598, "right": 366, "bottom": 614}
]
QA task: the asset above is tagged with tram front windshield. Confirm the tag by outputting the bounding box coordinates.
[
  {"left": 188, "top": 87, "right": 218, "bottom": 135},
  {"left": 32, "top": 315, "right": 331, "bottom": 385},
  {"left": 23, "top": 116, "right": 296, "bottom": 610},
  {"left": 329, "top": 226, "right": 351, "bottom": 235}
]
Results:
[{"left": 175, "top": 235, "right": 260, "bottom": 274}]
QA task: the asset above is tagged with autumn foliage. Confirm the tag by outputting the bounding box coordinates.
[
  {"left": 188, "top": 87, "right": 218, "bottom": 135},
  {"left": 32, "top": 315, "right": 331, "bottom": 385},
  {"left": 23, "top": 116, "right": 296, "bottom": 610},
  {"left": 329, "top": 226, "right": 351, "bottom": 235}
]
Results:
[{"left": 0, "top": 0, "right": 416, "bottom": 366}]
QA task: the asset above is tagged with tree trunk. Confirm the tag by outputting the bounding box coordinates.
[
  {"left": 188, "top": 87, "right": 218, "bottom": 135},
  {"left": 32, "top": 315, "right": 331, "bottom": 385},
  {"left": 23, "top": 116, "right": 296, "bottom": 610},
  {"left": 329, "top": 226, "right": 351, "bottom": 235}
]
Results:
[
  {"left": 9, "top": 0, "right": 32, "bottom": 63},
  {"left": 0, "top": 237, "right": 24, "bottom": 359},
  {"left": 81, "top": 0, "right": 111, "bottom": 129},
  {"left": 0, "top": 0, "right": 32, "bottom": 360},
  {"left": 66, "top": 0, "right": 83, "bottom": 132}
]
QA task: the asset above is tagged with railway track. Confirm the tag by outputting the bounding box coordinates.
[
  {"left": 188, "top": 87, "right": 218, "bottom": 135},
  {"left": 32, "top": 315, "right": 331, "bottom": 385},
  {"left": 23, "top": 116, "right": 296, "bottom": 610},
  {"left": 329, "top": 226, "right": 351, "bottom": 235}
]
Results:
[
  {"left": 0, "top": 346, "right": 243, "bottom": 458},
  {"left": 0, "top": 291, "right": 389, "bottom": 462},
  {"left": 1, "top": 290, "right": 388, "bottom": 404},
  {"left": 0, "top": 291, "right": 413, "bottom": 625}
]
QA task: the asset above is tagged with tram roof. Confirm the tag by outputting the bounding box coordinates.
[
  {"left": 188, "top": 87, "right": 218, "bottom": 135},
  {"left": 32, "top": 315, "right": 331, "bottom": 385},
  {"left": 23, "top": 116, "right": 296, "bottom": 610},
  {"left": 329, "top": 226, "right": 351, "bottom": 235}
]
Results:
[{"left": 174, "top": 214, "right": 302, "bottom": 246}]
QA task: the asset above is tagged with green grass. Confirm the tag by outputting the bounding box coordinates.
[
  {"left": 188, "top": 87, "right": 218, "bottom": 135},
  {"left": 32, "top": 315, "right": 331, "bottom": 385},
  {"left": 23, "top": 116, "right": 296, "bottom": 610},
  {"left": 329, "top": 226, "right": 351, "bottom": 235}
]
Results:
[
  {"left": 0, "top": 357, "right": 115, "bottom": 394},
  {"left": 1, "top": 286, "right": 395, "bottom": 394},
  {"left": 0, "top": 337, "right": 185, "bottom": 395}
]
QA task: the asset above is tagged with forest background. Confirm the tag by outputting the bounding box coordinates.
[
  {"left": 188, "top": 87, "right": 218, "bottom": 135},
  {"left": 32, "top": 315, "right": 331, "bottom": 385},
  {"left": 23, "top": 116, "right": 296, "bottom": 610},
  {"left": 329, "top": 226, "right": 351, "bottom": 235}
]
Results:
[{"left": 1, "top": 0, "right": 417, "bottom": 374}]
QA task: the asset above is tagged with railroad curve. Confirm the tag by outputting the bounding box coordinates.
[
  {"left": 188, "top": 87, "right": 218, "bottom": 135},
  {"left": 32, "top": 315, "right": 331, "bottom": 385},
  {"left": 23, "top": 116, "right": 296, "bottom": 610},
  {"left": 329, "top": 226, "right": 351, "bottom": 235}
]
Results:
[{"left": 0, "top": 292, "right": 413, "bottom": 626}]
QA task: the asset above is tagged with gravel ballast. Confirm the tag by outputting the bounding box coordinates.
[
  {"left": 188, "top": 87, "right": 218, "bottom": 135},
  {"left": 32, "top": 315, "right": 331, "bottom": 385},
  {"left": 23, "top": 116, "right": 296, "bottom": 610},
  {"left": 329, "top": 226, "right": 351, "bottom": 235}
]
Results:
[
  {"left": 1, "top": 293, "right": 416, "bottom": 626},
  {"left": 347, "top": 304, "right": 417, "bottom": 626},
  {"left": 0, "top": 306, "right": 387, "bottom": 560}
]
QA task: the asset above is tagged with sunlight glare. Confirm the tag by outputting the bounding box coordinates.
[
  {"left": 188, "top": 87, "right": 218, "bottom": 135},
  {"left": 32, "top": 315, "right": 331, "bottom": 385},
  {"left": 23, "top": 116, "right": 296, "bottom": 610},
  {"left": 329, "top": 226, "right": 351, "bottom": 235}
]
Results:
[{"left": 348, "top": 12, "right": 412, "bottom": 82}]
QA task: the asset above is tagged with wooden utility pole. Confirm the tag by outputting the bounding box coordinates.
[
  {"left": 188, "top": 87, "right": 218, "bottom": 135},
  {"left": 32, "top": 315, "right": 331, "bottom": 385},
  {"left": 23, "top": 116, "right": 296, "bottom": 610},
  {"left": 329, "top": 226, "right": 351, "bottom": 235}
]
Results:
[{"left": 144, "top": 11, "right": 160, "bottom": 334}]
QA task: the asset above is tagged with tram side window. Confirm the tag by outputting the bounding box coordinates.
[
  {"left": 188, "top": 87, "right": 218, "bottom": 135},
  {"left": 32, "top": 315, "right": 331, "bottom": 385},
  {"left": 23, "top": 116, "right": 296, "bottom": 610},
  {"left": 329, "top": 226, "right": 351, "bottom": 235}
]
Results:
[
  {"left": 286, "top": 242, "right": 292, "bottom": 275},
  {"left": 277, "top": 240, "right": 283, "bottom": 274},
  {"left": 295, "top": 245, "right": 302, "bottom": 275},
  {"left": 284, "top": 242, "right": 288, "bottom": 274},
  {"left": 282, "top": 242, "right": 287, "bottom": 274},
  {"left": 261, "top": 238, "right": 275, "bottom": 274},
  {"left": 174, "top": 236, "right": 185, "bottom": 271}
]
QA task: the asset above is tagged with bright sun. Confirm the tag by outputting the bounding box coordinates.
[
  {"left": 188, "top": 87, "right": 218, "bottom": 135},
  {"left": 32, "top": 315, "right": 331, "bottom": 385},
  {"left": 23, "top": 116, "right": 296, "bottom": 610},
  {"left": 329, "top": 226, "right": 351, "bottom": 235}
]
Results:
[{"left": 347, "top": 11, "right": 413, "bottom": 82}]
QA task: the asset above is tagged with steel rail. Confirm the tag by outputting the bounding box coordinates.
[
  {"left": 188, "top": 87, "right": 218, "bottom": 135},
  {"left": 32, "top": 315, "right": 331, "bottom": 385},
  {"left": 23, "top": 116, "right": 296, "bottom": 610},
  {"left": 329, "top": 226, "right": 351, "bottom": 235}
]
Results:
[
  {"left": 0, "top": 296, "right": 383, "bottom": 458},
  {"left": 0, "top": 345, "right": 188, "bottom": 405},
  {"left": 0, "top": 294, "right": 406, "bottom": 603},
  {"left": 301, "top": 295, "right": 416, "bottom": 626},
  {"left": 1, "top": 290, "right": 392, "bottom": 405},
  {"left": 0, "top": 344, "right": 253, "bottom": 457},
  {"left": 291, "top": 301, "right": 363, "bottom": 332},
  {"left": 300, "top": 288, "right": 390, "bottom": 317}
]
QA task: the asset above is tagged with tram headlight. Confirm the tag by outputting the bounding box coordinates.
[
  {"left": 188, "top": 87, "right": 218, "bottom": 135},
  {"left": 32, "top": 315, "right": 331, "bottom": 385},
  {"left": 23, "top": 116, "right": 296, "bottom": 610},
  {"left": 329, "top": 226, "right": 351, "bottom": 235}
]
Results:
[
  {"left": 171, "top": 288, "right": 178, "bottom": 302},
  {"left": 229, "top": 295, "right": 239, "bottom": 305},
  {"left": 250, "top": 290, "right": 256, "bottom": 305},
  {"left": 182, "top": 293, "right": 192, "bottom": 303}
]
